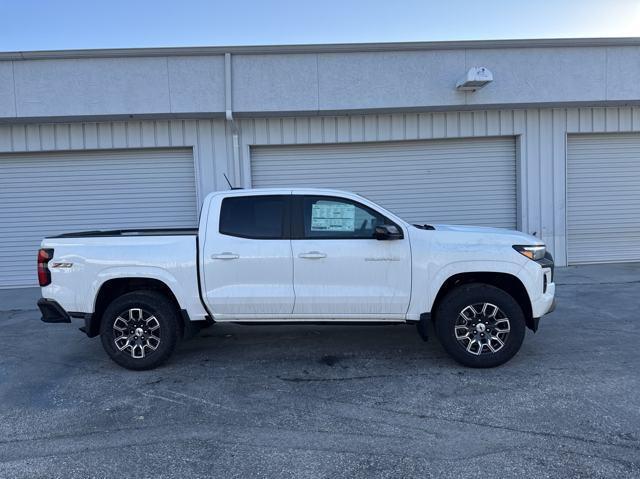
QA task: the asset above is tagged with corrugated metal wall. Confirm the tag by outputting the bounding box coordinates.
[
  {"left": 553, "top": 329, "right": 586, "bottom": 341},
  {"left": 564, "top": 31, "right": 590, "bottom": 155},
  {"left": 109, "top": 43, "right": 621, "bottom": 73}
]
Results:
[
  {"left": 0, "top": 120, "right": 232, "bottom": 204},
  {"left": 3, "top": 106, "right": 640, "bottom": 267},
  {"left": 0, "top": 148, "right": 198, "bottom": 287}
]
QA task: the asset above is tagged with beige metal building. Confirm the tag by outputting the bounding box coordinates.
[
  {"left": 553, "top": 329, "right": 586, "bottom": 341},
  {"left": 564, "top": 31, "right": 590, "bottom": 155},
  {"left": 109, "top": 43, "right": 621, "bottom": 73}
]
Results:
[{"left": 2, "top": 37, "right": 640, "bottom": 287}]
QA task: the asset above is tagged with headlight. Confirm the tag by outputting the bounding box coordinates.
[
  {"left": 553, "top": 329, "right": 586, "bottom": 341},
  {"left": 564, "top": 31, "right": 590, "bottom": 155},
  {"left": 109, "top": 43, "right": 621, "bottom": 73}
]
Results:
[{"left": 513, "top": 244, "right": 546, "bottom": 261}]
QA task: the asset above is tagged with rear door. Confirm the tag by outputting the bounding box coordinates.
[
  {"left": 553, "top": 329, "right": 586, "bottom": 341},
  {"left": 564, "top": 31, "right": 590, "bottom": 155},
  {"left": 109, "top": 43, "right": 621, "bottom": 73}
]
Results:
[
  {"left": 290, "top": 194, "right": 412, "bottom": 319},
  {"left": 201, "top": 194, "right": 294, "bottom": 319}
]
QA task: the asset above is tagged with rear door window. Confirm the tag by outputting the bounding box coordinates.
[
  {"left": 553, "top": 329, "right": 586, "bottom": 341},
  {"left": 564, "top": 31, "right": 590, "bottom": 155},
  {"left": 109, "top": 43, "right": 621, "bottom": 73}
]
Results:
[{"left": 219, "top": 195, "right": 289, "bottom": 239}]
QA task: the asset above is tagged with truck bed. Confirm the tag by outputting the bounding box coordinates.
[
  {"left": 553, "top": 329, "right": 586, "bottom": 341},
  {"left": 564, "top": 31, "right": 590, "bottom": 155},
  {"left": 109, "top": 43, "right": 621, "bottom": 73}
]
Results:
[{"left": 48, "top": 228, "right": 198, "bottom": 238}]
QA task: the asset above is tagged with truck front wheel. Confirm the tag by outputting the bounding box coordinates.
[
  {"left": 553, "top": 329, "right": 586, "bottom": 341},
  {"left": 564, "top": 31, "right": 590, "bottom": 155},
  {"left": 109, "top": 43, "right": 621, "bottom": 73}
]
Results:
[
  {"left": 100, "top": 291, "right": 180, "bottom": 370},
  {"left": 435, "top": 283, "right": 526, "bottom": 368}
]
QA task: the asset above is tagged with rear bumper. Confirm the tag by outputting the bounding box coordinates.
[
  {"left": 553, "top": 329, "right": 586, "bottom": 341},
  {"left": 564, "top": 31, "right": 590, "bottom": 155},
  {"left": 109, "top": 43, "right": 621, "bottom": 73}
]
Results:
[
  {"left": 38, "top": 298, "right": 98, "bottom": 337},
  {"left": 37, "top": 298, "right": 71, "bottom": 323}
]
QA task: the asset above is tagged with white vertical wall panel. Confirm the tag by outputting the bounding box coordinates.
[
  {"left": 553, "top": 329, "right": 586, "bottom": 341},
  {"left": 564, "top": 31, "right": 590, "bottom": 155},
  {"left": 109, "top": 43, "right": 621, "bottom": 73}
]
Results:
[
  {"left": 251, "top": 137, "right": 517, "bottom": 228},
  {"left": 0, "top": 148, "right": 197, "bottom": 287},
  {"left": 567, "top": 133, "right": 640, "bottom": 264}
]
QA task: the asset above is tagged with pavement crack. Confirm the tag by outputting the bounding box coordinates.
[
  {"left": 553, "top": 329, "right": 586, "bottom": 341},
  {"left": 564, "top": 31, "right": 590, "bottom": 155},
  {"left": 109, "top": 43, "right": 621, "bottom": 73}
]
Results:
[
  {"left": 369, "top": 406, "right": 640, "bottom": 451},
  {"left": 284, "top": 389, "right": 640, "bottom": 452},
  {"left": 278, "top": 374, "right": 402, "bottom": 382},
  {"left": 558, "top": 279, "right": 640, "bottom": 286}
]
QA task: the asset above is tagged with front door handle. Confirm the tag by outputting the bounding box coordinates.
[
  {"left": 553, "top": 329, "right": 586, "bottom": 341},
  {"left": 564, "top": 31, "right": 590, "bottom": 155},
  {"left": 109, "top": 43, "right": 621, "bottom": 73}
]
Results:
[
  {"left": 298, "top": 251, "right": 327, "bottom": 259},
  {"left": 211, "top": 252, "right": 239, "bottom": 260}
]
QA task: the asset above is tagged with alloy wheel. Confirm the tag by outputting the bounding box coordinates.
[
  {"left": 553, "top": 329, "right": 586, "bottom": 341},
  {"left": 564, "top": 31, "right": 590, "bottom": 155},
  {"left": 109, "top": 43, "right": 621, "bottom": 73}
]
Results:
[
  {"left": 454, "top": 302, "right": 510, "bottom": 355},
  {"left": 113, "top": 308, "right": 161, "bottom": 359}
]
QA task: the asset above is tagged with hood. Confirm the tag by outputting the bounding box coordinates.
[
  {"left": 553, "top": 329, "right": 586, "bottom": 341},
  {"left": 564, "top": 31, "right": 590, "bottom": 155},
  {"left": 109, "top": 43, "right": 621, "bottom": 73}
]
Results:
[{"left": 427, "top": 223, "right": 543, "bottom": 245}]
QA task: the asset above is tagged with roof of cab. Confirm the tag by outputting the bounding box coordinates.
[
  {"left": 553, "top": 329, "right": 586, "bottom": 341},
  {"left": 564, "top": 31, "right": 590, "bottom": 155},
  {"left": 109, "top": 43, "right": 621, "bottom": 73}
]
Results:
[{"left": 207, "top": 187, "right": 362, "bottom": 197}]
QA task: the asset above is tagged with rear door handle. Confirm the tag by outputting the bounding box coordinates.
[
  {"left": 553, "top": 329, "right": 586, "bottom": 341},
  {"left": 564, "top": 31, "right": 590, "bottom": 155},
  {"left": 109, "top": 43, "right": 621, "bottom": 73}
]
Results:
[
  {"left": 298, "top": 251, "right": 327, "bottom": 259},
  {"left": 211, "top": 252, "right": 239, "bottom": 260}
]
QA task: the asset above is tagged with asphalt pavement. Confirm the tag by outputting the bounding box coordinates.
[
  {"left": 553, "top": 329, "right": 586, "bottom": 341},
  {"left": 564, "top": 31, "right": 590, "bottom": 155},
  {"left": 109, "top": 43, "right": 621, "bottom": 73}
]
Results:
[{"left": 0, "top": 263, "right": 638, "bottom": 478}]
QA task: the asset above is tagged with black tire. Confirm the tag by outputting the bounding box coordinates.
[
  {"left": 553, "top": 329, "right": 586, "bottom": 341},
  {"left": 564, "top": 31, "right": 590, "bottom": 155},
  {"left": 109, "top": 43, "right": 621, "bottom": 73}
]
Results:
[
  {"left": 100, "top": 291, "right": 180, "bottom": 370},
  {"left": 435, "top": 283, "right": 526, "bottom": 368}
]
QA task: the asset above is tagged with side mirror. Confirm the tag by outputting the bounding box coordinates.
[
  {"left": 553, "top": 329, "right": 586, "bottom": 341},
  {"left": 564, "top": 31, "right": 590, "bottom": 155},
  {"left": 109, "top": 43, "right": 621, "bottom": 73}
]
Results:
[{"left": 374, "top": 225, "right": 403, "bottom": 240}]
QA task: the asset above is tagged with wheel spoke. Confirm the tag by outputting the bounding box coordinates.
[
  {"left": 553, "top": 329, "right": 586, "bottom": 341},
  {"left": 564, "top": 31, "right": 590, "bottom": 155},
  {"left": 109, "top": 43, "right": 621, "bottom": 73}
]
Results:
[
  {"left": 455, "top": 325, "right": 470, "bottom": 339},
  {"left": 115, "top": 336, "right": 131, "bottom": 351},
  {"left": 495, "top": 318, "right": 510, "bottom": 329},
  {"left": 466, "top": 340, "right": 475, "bottom": 353},
  {"left": 459, "top": 309, "right": 473, "bottom": 323},
  {"left": 113, "top": 316, "right": 128, "bottom": 331},
  {"left": 131, "top": 343, "right": 144, "bottom": 359},
  {"left": 466, "top": 339, "right": 481, "bottom": 355},
  {"left": 482, "top": 303, "right": 498, "bottom": 319}
]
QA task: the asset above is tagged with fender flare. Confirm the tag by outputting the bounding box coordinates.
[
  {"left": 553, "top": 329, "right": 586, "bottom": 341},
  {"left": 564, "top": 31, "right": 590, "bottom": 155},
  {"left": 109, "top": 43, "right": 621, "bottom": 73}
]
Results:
[
  {"left": 427, "top": 260, "right": 526, "bottom": 310},
  {"left": 87, "top": 266, "right": 186, "bottom": 314}
]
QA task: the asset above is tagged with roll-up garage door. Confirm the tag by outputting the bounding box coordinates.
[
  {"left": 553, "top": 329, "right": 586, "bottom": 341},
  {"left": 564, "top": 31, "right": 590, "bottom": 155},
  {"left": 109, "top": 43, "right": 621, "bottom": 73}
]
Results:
[
  {"left": 0, "top": 148, "right": 198, "bottom": 288},
  {"left": 251, "top": 137, "right": 517, "bottom": 228},
  {"left": 567, "top": 133, "right": 640, "bottom": 264}
]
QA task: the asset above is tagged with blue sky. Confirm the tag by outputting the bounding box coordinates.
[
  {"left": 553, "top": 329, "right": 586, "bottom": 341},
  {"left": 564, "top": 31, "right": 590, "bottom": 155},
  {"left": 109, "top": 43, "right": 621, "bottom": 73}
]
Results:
[{"left": 1, "top": 0, "right": 639, "bottom": 51}]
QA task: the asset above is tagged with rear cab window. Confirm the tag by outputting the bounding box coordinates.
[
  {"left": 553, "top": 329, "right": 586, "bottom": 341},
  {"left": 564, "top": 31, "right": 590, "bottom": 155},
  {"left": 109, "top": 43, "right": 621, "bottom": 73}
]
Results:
[{"left": 219, "top": 195, "right": 289, "bottom": 239}]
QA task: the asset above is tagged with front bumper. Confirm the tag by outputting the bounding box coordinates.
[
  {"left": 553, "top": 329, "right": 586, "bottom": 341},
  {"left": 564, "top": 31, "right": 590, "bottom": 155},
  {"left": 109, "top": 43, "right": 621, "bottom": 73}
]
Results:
[
  {"left": 528, "top": 250, "right": 557, "bottom": 320},
  {"left": 532, "top": 281, "right": 556, "bottom": 318},
  {"left": 547, "top": 297, "right": 557, "bottom": 314},
  {"left": 37, "top": 298, "right": 71, "bottom": 323}
]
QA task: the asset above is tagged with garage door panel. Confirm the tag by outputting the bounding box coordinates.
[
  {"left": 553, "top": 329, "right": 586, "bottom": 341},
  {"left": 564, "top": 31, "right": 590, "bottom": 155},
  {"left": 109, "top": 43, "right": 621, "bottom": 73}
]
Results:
[
  {"left": 251, "top": 137, "right": 517, "bottom": 229},
  {"left": 253, "top": 166, "right": 516, "bottom": 179},
  {"left": 0, "top": 148, "right": 197, "bottom": 288},
  {"left": 567, "top": 133, "right": 640, "bottom": 264}
]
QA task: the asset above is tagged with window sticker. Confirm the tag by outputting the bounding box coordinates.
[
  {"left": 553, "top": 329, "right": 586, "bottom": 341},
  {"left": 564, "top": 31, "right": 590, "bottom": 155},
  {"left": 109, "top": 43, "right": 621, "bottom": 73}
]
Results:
[{"left": 311, "top": 202, "right": 355, "bottom": 232}]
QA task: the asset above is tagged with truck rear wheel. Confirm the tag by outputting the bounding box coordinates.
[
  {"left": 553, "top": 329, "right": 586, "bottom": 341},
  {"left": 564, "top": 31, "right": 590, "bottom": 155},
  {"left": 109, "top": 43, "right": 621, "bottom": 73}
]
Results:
[
  {"left": 100, "top": 291, "right": 180, "bottom": 370},
  {"left": 435, "top": 283, "right": 526, "bottom": 368}
]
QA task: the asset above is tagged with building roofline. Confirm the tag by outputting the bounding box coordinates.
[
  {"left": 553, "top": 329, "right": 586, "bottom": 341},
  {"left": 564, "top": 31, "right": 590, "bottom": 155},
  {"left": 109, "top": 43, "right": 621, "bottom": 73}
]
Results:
[{"left": 2, "top": 36, "right": 640, "bottom": 61}]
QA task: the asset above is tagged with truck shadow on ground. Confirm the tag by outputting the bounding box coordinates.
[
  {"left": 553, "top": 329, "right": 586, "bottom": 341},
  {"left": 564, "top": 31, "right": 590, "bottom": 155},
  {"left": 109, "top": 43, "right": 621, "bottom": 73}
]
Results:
[{"left": 173, "top": 322, "right": 462, "bottom": 369}]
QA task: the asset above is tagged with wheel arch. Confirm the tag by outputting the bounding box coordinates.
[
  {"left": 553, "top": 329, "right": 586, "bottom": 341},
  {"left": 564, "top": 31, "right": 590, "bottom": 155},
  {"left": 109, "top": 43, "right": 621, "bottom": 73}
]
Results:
[
  {"left": 430, "top": 272, "right": 535, "bottom": 331},
  {"left": 89, "top": 277, "right": 184, "bottom": 338}
]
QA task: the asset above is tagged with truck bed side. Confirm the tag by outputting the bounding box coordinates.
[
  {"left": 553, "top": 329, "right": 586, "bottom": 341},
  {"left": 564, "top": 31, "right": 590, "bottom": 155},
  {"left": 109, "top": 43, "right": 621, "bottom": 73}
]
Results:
[{"left": 40, "top": 234, "right": 209, "bottom": 322}]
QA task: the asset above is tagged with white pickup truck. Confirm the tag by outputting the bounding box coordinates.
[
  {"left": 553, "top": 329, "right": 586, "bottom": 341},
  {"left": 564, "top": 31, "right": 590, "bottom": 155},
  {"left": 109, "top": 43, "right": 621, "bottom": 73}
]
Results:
[{"left": 38, "top": 188, "right": 556, "bottom": 370}]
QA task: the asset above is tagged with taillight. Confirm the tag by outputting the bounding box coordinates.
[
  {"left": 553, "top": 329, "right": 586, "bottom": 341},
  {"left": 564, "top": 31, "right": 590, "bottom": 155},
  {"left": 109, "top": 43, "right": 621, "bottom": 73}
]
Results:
[{"left": 37, "top": 248, "right": 54, "bottom": 286}]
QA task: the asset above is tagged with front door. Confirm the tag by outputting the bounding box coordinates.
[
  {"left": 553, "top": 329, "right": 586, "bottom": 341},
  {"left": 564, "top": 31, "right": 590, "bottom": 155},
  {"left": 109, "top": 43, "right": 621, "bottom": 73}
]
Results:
[
  {"left": 290, "top": 195, "right": 411, "bottom": 319},
  {"left": 201, "top": 194, "right": 294, "bottom": 319}
]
